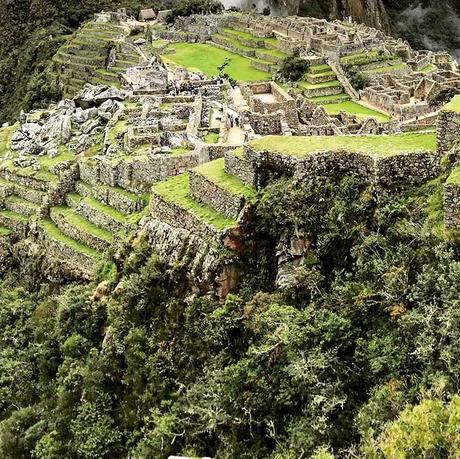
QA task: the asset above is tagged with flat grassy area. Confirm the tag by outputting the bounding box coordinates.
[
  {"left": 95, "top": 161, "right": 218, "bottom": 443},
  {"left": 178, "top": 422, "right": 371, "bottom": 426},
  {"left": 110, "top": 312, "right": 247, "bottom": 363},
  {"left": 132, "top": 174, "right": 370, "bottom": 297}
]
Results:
[
  {"left": 443, "top": 95, "right": 460, "bottom": 113},
  {"left": 153, "top": 173, "right": 236, "bottom": 230},
  {"left": 323, "top": 101, "right": 392, "bottom": 122},
  {"left": 420, "top": 64, "right": 435, "bottom": 73},
  {"left": 250, "top": 132, "right": 437, "bottom": 157},
  {"left": 194, "top": 158, "right": 256, "bottom": 198},
  {"left": 38, "top": 219, "right": 101, "bottom": 258},
  {"left": 309, "top": 93, "right": 351, "bottom": 104},
  {"left": 204, "top": 132, "right": 220, "bottom": 144},
  {"left": 298, "top": 80, "right": 342, "bottom": 90},
  {"left": 162, "top": 43, "right": 270, "bottom": 82}
]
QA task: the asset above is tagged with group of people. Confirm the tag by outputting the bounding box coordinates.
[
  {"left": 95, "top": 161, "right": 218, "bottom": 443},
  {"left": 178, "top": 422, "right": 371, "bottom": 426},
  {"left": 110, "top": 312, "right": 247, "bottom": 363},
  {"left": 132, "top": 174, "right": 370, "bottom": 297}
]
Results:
[{"left": 228, "top": 113, "right": 241, "bottom": 128}]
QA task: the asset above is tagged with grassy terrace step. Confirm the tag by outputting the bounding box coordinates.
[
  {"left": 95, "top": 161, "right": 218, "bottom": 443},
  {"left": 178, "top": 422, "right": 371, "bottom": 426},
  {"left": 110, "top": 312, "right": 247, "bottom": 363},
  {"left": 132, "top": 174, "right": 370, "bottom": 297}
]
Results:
[
  {"left": 153, "top": 173, "right": 236, "bottom": 230},
  {"left": 68, "top": 193, "right": 127, "bottom": 223},
  {"left": 340, "top": 51, "right": 395, "bottom": 66},
  {"left": 298, "top": 80, "right": 342, "bottom": 90},
  {"left": 250, "top": 132, "right": 437, "bottom": 157},
  {"left": 0, "top": 210, "right": 28, "bottom": 230},
  {"left": 309, "top": 93, "right": 351, "bottom": 104},
  {"left": 309, "top": 64, "right": 331, "bottom": 74},
  {"left": 38, "top": 219, "right": 101, "bottom": 259},
  {"left": 213, "top": 33, "right": 255, "bottom": 52},
  {"left": 51, "top": 206, "right": 113, "bottom": 243},
  {"left": 0, "top": 226, "right": 11, "bottom": 237},
  {"left": 323, "top": 101, "right": 392, "bottom": 122},
  {"left": 193, "top": 158, "right": 256, "bottom": 198},
  {"left": 222, "top": 27, "right": 264, "bottom": 42},
  {"left": 5, "top": 196, "right": 40, "bottom": 217}
]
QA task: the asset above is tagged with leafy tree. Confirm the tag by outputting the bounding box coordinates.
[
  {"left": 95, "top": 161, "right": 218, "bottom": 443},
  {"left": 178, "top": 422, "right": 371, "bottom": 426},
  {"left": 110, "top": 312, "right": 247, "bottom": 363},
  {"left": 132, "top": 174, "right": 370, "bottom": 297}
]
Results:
[{"left": 279, "top": 51, "right": 310, "bottom": 81}]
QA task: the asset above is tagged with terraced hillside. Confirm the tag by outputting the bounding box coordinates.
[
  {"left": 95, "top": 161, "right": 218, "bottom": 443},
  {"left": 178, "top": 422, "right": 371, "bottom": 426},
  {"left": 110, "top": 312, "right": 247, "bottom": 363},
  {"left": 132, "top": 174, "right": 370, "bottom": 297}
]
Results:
[{"left": 53, "top": 21, "right": 143, "bottom": 98}]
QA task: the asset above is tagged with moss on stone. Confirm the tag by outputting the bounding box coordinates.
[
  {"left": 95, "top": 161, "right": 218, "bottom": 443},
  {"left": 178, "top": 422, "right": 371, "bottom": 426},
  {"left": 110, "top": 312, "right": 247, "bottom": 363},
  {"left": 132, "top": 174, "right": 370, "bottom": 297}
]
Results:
[{"left": 446, "top": 165, "right": 460, "bottom": 184}]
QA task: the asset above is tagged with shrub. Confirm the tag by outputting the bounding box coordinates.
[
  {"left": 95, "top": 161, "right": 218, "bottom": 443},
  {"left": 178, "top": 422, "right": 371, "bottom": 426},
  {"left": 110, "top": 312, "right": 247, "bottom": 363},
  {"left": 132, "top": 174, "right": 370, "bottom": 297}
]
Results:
[{"left": 279, "top": 51, "right": 309, "bottom": 82}]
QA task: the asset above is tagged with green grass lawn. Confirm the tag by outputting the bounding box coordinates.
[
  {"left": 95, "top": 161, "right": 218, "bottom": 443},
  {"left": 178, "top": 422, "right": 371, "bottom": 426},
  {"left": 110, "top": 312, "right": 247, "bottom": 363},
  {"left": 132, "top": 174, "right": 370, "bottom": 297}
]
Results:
[
  {"left": 194, "top": 158, "right": 256, "bottom": 198},
  {"left": 309, "top": 93, "right": 351, "bottom": 104},
  {"left": 162, "top": 43, "right": 270, "bottom": 82},
  {"left": 153, "top": 173, "right": 236, "bottom": 230},
  {"left": 204, "top": 132, "right": 220, "bottom": 144},
  {"left": 323, "top": 101, "right": 392, "bottom": 122},
  {"left": 250, "top": 132, "right": 437, "bottom": 157},
  {"left": 0, "top": 226, "right": 11, "bottom": 236},
  {"left": 443, "top": 95, "right": 460, "bottom": 113},
  {"left": 420, "top": 64, "right": 435, "bottom": 73}
]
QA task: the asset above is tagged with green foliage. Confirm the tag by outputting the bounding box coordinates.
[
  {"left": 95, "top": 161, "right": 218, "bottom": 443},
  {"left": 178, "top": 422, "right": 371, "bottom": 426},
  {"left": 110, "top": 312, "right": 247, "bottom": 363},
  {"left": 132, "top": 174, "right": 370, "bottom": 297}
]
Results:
[
  {"left": 362, "top": 395, "right": 460, "bottom": 458},
  {"left": 348, "top": 69, "right": 370, "bottom": 90},
  {"left": 1, "top": 172, "right": 460, "bottom": 457},
  {"left": 279, "top": 51, "right": 310, "bottom": 82}
]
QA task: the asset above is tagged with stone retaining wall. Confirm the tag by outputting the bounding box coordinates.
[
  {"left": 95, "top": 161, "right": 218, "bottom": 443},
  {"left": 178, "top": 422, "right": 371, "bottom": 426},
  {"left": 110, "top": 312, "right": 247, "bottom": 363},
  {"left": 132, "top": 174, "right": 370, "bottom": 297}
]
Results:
[
  {"left": 444, "top": 182, "right": 460, "bottom": 229},
  {"left": 50, "top": 207, "right": 110, "bottom": 252},
  {"left": 224, "top": 150, "right": 257, "bottom": 187},
  {"left": 74, "top": 199, "right": 125, "bottom": 234},
  {"left": 150, "top": 191, "right": 222, "bottom": 244},
  {"left": 189, "top": 170, "right": 244, "bottom": 220},
  {"left": 242, "top": 145, "right": 440, "bottom": 188},
  {"left": 437, "top": 110, "right": 460, "bottom": 154},
  {"left": 37, "top": 228, "right": 96, "bottom": 280}
]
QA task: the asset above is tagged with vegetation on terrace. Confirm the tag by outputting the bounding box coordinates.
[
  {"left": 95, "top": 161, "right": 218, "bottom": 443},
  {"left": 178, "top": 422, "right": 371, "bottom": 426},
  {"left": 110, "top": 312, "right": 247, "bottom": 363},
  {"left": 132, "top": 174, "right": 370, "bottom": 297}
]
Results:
[
  {"left": 37, "top": 218, "right": 101, "bottom": 258},
  {"left": 153, "top": 172, "right": 236, "bottom": 230},
  {"left": 194, "top": 158, "right": 256, "bottom": 198},
  {"left": 323, "top": 101, "right": 392, "bottom": 122},
  {"left": 443, "top": 95, "right": 460, "bottom": 112},
  {"left": 250, "top": 132, "right": 437, "bottom": 157}
]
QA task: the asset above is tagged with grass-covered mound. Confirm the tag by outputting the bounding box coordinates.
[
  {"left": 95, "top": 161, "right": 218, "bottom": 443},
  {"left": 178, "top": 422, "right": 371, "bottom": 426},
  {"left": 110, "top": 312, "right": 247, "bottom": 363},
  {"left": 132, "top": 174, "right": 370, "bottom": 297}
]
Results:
[
  {"left": 250, "top": 132, "right": 437, "bottom": 157},
  {"left": 161, "top": 43, "right": 270, "bottom": 81}
]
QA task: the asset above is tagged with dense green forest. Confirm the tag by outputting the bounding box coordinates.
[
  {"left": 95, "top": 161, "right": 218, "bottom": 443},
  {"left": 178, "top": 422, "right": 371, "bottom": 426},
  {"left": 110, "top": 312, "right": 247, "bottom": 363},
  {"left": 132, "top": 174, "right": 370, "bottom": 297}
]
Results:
[{"left": 2, "top": 173, "right": 460, "bottom": 457}]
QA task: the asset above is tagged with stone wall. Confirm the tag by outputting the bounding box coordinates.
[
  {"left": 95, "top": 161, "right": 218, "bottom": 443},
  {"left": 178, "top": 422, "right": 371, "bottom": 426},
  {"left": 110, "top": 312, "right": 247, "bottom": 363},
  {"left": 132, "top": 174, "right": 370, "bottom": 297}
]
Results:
[
  {"left": 150, "top": 191, "right": 223, "bottom": 244},
  {"left": 444, "top": 182, "right": 460, "bottom": 229},
  {"left": 437, "top": 110, "right": 460, "bottom": 154},
  {"left": 224, "top": 150, "right": 256, "bottom": 187},
  {"left": 189, "top": 170, "right": 245, "bottom": 220},
  {"left": 239, "top": 145, "right": 441, "bottom": 188}
]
